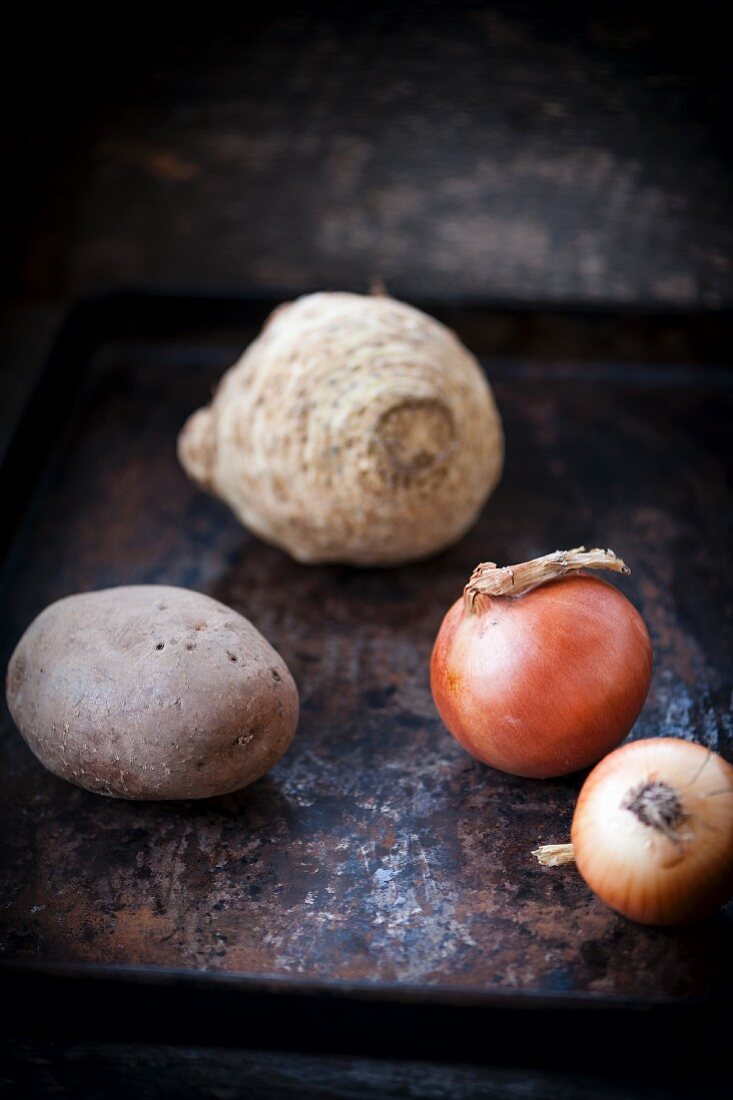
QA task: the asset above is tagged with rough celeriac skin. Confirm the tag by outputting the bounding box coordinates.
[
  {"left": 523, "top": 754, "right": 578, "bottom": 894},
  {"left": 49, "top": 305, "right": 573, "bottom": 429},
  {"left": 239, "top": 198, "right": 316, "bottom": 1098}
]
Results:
[
  {"left": 178, "top": 292, "right": 504, "bottom": 565},
  {"left": 6, "top": 586, "right": 299, "bottom": 800}
]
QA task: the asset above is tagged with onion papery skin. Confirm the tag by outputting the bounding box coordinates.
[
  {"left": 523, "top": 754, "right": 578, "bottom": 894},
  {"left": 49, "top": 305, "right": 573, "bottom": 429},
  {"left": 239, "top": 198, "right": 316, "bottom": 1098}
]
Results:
[
  {"left": 430, "top": 573, "right": 652, "bottom": 778},
  {"left": 571, "top": 738, "right": 733, "bottom": 925}
]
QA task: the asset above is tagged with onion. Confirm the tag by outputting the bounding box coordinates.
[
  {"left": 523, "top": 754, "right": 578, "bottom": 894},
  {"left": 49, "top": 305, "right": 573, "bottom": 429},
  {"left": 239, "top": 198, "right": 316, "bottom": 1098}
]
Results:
[
  {"left": 430, "top": 547, "right": 652, "bottom": 778},
  {"left": 534, "top": 738, "right": 733, "bottom": 924}
]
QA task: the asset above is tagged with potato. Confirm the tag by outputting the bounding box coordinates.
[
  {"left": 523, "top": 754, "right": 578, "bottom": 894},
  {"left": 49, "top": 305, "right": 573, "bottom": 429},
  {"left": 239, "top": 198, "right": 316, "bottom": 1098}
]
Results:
[
  {"left": 178, "top": 291, "right": 504, "bottom": 566},
  {"left": 5, "top": 586, "right": 298, "bottom": 800}
]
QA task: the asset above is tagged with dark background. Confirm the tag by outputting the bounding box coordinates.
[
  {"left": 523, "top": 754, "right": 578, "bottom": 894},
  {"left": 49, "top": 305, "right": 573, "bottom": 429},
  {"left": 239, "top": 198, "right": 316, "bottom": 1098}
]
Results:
[
  {"left": 2, "top": 1, "right": 731, "bottom": 306},
  {"left": 2, "top": 0, "right": 731, "bottom": 456},
  {"left": 0, "top": 3, "right": 731, "bottom": 1098}
]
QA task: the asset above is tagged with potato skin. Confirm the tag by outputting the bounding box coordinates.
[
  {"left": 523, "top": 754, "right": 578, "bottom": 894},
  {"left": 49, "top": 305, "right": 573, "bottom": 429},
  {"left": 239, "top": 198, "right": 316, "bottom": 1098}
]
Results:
[{"left": 6, "top": 586, "right": 298, "bottom": 800}]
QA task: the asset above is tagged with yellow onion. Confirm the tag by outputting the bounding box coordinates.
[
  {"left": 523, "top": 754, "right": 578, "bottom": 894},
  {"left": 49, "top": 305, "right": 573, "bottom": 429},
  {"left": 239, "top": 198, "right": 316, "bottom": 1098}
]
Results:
[
  {"left": 535, "top": 738, "right": 733, "bottom": 924},
  {"left": 430, "top": 547, "right": 652, "bottom": 778}
]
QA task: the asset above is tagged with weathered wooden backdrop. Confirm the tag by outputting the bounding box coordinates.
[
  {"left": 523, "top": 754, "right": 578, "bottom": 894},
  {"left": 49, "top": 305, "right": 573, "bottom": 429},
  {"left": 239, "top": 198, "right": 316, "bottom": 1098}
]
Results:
[{"left": 2, "top": 1, "right": 731, "bottom": 307}]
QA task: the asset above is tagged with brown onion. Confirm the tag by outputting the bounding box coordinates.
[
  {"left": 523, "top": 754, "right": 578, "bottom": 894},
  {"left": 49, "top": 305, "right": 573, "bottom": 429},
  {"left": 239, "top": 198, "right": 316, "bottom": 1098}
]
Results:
[
  {"left": 535, "top": 738, "right": 733, "bottom": 924},
  {"left": 430, "top": 547, "right": 652, "bottom": 778}
]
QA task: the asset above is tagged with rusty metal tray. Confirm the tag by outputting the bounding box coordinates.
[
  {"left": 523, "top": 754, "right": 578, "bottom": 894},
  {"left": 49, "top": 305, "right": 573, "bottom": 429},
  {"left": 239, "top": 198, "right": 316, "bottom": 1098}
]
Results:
[{"left": 0, "top": 292, "right": 731, "bottom": 1076}]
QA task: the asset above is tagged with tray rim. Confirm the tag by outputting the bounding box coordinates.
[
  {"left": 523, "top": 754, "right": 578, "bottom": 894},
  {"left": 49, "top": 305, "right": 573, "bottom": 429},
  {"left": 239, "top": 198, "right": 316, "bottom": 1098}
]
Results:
[
  {"left": 0, "top": 956, "right": 728, "bottom": 1071},
  {"left": 1, "top": 289, "right": 731, "bottom": 1057}
]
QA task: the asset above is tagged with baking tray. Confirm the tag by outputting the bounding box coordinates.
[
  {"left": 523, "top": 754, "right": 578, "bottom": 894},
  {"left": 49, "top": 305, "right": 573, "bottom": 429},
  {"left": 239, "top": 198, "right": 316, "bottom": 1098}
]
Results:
[{"left": 0, "top": 291, "right": 731, "bottom": 1075}]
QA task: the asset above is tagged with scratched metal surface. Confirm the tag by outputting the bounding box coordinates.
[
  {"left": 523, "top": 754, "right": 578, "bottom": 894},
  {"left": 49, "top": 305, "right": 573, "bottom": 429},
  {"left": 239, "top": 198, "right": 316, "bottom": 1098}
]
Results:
[{"left": 0, "top": 301, "right": 731, "bottom": 1000}]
